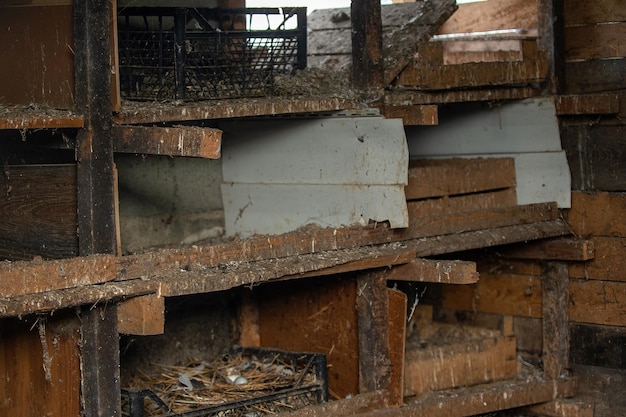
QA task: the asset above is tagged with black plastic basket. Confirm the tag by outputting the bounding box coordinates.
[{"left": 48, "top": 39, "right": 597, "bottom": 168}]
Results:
[
  {"left": 121, "top": 347, "right": 328, "bottom": 417},
  {"left": 117, "top": 7, "right": 307, "bottom": 101}
]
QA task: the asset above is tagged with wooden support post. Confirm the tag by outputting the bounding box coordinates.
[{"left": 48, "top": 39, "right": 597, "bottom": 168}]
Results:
[
  {"left": 542, "top": 261, "right": 570, "bottom": 379},
  {"left": 118, "top": 294, "right": 165, "bottom": 335},
  {"left": 357, "top": 271, "right": 391, "bottom": 400},
  {"left": 537, "top": 0, "right": 564, "bottom": 93},
  {"left": 351, "top": 0, "right": 384, "bottom": 92},
  {"left": 74, "top": 0, "right": 121, "bottom": 415}
]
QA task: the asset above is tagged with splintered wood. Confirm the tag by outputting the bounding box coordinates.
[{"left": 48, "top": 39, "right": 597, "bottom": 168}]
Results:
[{"left": 124, "top": 350, "right": 323, "bottom": 416}]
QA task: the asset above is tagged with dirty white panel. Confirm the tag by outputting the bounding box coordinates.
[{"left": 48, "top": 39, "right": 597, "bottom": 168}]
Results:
[
  {"left": 221, "top": 117, "right": 408, "bottom": 185},
  {"left": 222, "top": 184, "right": 408, "bottom": 237},
  {"left": 514, "top": 152, "right": 571, "bottom": 208},
  {"left": 221, "top": 116, "right": 409, "bottom": 237},
  {"left": 405, "top": 98, "right": 563, "bottom": 156}
]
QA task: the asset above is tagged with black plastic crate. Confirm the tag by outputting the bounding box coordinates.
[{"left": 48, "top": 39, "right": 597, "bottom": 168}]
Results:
[
  {"left": 118, "top": 7, "right": 307, "bottom": 101},
  {"left": 121, "top": 347, "right": 328, "bottom": 417}
]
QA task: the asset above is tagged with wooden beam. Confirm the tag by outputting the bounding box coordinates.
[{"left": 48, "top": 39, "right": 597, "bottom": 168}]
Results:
[
  {"left": 387, "top": 288, "right": 406, "bottom": 408},
  {"left": 350, "top": 0, "right": 384, "bottom": 91},
  {"left": 556, "top": 94, "right": 620, "bottom": 115},
  {"left": 0, "top": 110, "right": 83, "bottom": 130},
  {"left": 385, "top": 259, "right": 478, "bottom": 284},
  {"left": 406, "top": 158, "right": 516, "bottom": 200},
  {"left": 499, "top": 238, "right": 595, "bottom": 261},
  {"left": 381, "top": 105, "right": 438, "bottom": 126},
  {"left": 114, "top": 98, "right": 358, "bottom": 125},
  {"left": 112, "top": 125, "right": 222, "bottom": 159},
  {"left": 361, "top": 378, "right": 578, "bottom": 417},
  {"left": 0, "top": 255, "right": 116, "bottom": 298},
  {"left": 537, "top": 0, "right": 565, "bottom": 93},
  {"left": 542, "top": 262, "right": 570, "bottom": 379},
  {"left": 117, "top": 294, "right": 165, "bottom": 335},
  {"left": 357, "top": 272, "right": 391, "bottom": 398}
]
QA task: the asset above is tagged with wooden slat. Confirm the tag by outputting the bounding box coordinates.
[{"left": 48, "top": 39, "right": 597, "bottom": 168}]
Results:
[
  {"left": 542, "top": 262, "right": 570, "bottom": 379},
  {"left": 387, "top": 288, "right": 406, "bottom": 407},
  {"left": 112, "top": 126, "right": 222, "bottom": 159},
  {"left": 569, "top": 237, "right": 626, "bottom": 282},
  {"left": 382, "top": 105, "right": 438, "bottom": 126},
  {"left": 527, "top": 399, "right": 594, "bottom": 417},
  {"left": 0, "top": 255, "right": 115, "bottom": 298},
  {"left": 555, "top": 94, "right": 620, "bottom": 115},
  {"left": 0, "top": 164, "right": 78, "bottom": 260},
  {"left": 408, "top": 188, "right": 517, "bottom": 218},
  {"left": 385, "top": 259, "right": 478, "bottom": 284},
  {"left": 114, "top": 98, "right": 358, "bottom": 125},
  {"left": 570, "top": 322, "right": 626, "bottom": 368},
  {"left": 361, "top": 378, "right": 577, "bottom": 417},
  {"left": 406, "top": 158, "right": 516, "bottom": 200},
  {"left": 438, "top": 0, "right": 538, "bottom": 35},
  {"left": 568, "top": 192, "right": 626, "bottom": 237},
  {"left": 569, "top": 279, "right": 626, "bottom": 327},
  {"left": 357, "top": 272, "right": 391, "bottom": 395},
  {"left": 0, "top": 111, "right": 84, "bottom": 129},
  {"left": 564, "top": 0, "right": 626, "bottom": 26},
  {"left": 499, "top": 238, "right": 595, "bottom": 261},
  {"left": 396, "top": 53, "right": 547, "bottom": 90},
  {"left": 384, "top": 87, "right": 541, "bottom": 106},
  {"left": 565, "top": 23, "right": 626, "bottom": 61},
  {"left": 117, "top": 294, "right": 165, "bottom": 335},
  {"left": 564, "top": 58, "right": 626, "bottom": 94}
]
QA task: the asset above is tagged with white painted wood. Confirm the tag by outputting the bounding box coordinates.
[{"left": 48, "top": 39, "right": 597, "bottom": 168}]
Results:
[
  {"left": 222, "top": 184, "right": 408, "bottom": 237},
  {"left": 221, "top": 116, "right": 409, "bottom": 237},
  {"left": 221, "top": 117, "right": 408, "bottom": 185}
]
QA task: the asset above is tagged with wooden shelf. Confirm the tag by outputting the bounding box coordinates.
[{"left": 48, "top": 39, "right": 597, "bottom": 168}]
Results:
[{"left": 0, "top": 106, "right": 83, "bottom": 130}]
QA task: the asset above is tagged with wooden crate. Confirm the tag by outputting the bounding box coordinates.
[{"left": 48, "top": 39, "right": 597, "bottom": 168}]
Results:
[{"left": 404, "top": 306, "right": 517, "bottom": 396}]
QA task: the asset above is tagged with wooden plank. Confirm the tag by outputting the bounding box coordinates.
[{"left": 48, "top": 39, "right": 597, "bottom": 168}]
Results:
[
  {"left": 407, "top": 188, "right": 517, "bottom": 218},
  {"left": 387, "top": 288, "right": 406, "bottom": 408},
  {"left": 569, "top": 237, "right": 626, "bottom": 282},
  {"left": 555, "top": 94, "right": 620, "bottom": 115},
  {"left": 570, "top": 279, "right": 626, "bottom": 326},
  {"left": 114, "top": 98, "right": 358, "bottom": 125},
  {"left": 0, "top": 255, "right": 115, "bottom": 298},
  {"left": 0, "top": 6, "right": 75, "bottom": 108},
  {"left": 0, "top": 109, "right": 83, "bottom": 129},
  {"left": 0, "top": 164, "right": 78, "bottom": 260},
  {"left": 384, "top": 259, "right": 478, "bottom": 284},
  {"left": 258, "top": 277, "right": 359, "bottom": 399},
  {"left": 396, "top": 54, "right": 548, "bottom": 90},
  {"left": 542, "top": 262, "right": 570, "bottom": 379},
  {"left": 382, "top": 105, "right": 438, "bottom": 126},
  {"left": 441, "top": 272, "right": 543, "bottom": 318},
  {"left": 357, "top": 272, "right": 391, "bottom": 395},
  {"left": 404, "top": 323, "right": 517, "bottom": 396},
  {"left": 564, "top": 58, "right": 626, "bottom": 94},
  {"left": 384, "top": 87, "right": 541, "bottom": 106},
  {"left": 112, "top": 126, "right": 222, "bottom": 159},
  {"left": 117, "top": 294, "right": 165, "bottom": 335},
  {"left": 362, "top": 378, "right": 578, "bottom": 417},
  {"left": 565, "top": 23, "right": 626, "bottom": 61},
  {"left": 351, "top": 0, "right": 384, "bottom": 91},
  {"left": 238, "top": 289, "right": 261, "bottom": 347},
  {"left": 526, "top": 399, "right": 594, "bottom": 417},
  {"left": 570, "top": 322, "right": 626, "bottom": 368},
  {"left": 438, "top": 0, "right": 538, "bottom": 35},
  {"left": 568, "top": 192, "right": 626, "bottom": 237},
  {"left": 405, "top": 158, "right": 516, "bottom": 200},
  {"left": 277, "top": 391, "right": 385, "bottom": 417},
  {"left": 499, "top": 238, "right": 595, "bottom": 261},
  {"left": 564, "top": 0, "right": 626, "bottom": 26}
]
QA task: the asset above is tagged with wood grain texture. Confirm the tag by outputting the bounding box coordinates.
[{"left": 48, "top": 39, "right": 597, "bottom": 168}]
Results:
[
  {"left": 385, "top": 259, "right": 478, "bottom": 284},
  {"left": 0, "top": 165, "right": 78, "bottom": 260},
  {"left": 565, "top": 23, "right": 626, "bottom": 61},
  {"left": 387, "top": 289, "right": 406, "bottom": 407},
  {"left": 569, "top": 237, "right": 626, "bottom": 281},
  {"left": 408, "top": 188, "right": 517, "bottom": 218},
  {"left": 438, "top": 0, "right": 538, "bottom": 34},
  {"left": 500, "top": 238, "right": 594, "bottom": 261},
  {"left": 384, "top": 87, "right": 541, "bottom": 106},
  {"left": 570, "top": 322, "right": 626, "bottom": 368},
  {"left": 568, "top": 192, "right": 626, "bottom": 237},
  {"left": 564, "top": 58, "right": 626, "bottom": 94},
  {"left": 555, "top": 94, "right": 620, "bottom": 115},
  {"left": 117, "top": 294, "right": 165, "bottom": 335},
  {"left": 542, "top": 262, "right": 570, "bottom": 379},
  {"left": 563, "top": 0, "right": 626, "bottom": 26}
]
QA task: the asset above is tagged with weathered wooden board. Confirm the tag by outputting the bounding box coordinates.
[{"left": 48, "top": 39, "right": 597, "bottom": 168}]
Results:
[
  {"left": 555, "top": 94, "right": 621, "bottom": 115},
  {"left": 565, "top": 23, "right": 626, "bottom": 61},
  {"left": 438, "top": 0, "right": 538, "bottom": 35},
  {"left": 363, "top": 378, "right": 577, "bottom": 417},
  {"left": 568, "top": 237, "right": 626, "bottom": 281},
  {"left": 0, "top": 108, "right": 83, "bottom": 129},
  {"left": 0, "top": 165, "right": 78, "bottom": 260},
  {"left": 0, "top": 6, "right": 75, "bottom": 108},
  {"left": 384, "top": 87, "right": 541, "bottom": 106},
  {"left": 542, "top": 262, "right": 570, "bottom": 379},
  {"left": 569, "top": 279, "right": 626, "bottom": 327},
  {"left": 112, "top": 126, "right": 222, "bottom": 159},
  {"left": 387, "top": 288, "right": 406, "bottom": 407},
  {"left": 570, "top": 322, "right": 626, "bottom": 369},
  {"left": 563, "top": 0, "right": 626, "bottom": 26},
  {"left": 527, "top": 398, "right": 595, "bottom": 417},
  {"left": 117, "top": 294, "right": 164, "bottom": 335},
  {"left": 568, "top": 192, "right": 626, "bottom": 237},
  {"left": 257, "top": 277, "right": 360, "bottom": 399},
  {"left": 564, "top": 58, "right": 626, "bottom": 94},
  {"left": 0, "top": 255, "right": 116, "bottom": 298},
  {"left": 382, "top": 105, "right": 439, "bottom": 126},
  {"left": 408, "top": 188, "right": 517, "bottom": 218},
  {"left": 114, "top": 98, "right": 357, "bottom": 125},
  {"left": 499, "top": 238, "right": 594, "bottom": 261},
  {"left": 405, "top": 158, "right": 516, "bottom": 200},
  {"left": 0, "top": 315, "right": 81, "bottom": 417},
  {"left": 385, "top": 259, "right": 478, "bottom": 284}
]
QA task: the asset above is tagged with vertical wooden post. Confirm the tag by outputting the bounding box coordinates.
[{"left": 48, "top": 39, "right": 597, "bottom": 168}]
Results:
[
  {"left": 356, "top": 272, "right": 391, "bottom": 397},
  {"left": 351, "top": 0, "right": 384, "bottom": 92},
  {"left": 74, "top": 0, "right": 121, "bottom": 415},
  {"left": 541, "top": 261, "right": 570, "bottom": 379},
  {"left": 537, "top": 0, "right": 564, "bottom": 94}
]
